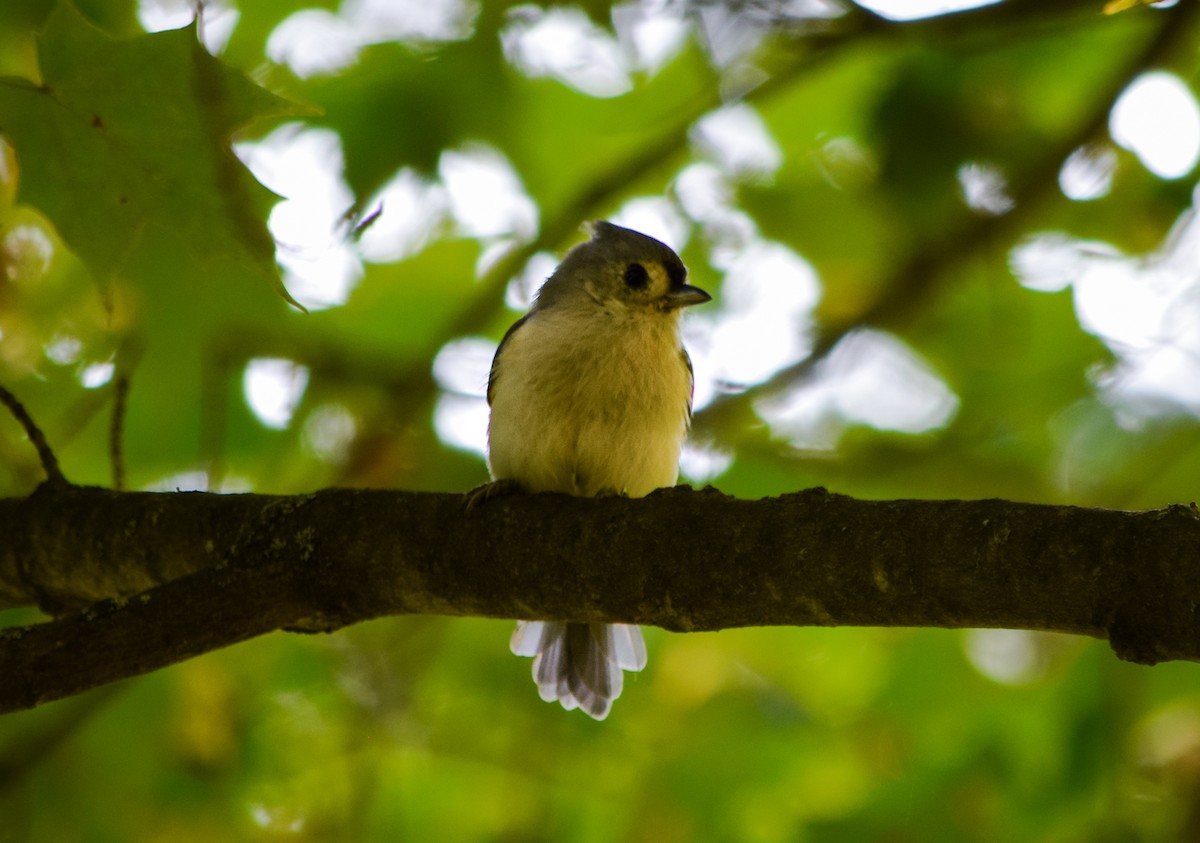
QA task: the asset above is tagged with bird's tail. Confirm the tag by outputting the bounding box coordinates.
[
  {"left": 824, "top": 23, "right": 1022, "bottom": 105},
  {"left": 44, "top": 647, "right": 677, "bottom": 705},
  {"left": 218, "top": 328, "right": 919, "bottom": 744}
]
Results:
[{"left": 510, "top": 621, "right": 647, "bottom": 720}]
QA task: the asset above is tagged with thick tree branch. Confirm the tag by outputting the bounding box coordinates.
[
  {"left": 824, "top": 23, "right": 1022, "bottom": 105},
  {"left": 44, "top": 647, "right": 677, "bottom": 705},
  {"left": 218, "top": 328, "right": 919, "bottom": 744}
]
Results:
[{"left": 2, "top": 485, "right": 1200, "bottom": 714}]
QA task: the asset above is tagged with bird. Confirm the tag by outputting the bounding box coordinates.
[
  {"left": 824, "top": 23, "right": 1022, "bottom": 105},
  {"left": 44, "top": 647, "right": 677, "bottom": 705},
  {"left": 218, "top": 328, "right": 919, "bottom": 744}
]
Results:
[{"left": 478, "top": 220, "right": 711, "bottom": 719}]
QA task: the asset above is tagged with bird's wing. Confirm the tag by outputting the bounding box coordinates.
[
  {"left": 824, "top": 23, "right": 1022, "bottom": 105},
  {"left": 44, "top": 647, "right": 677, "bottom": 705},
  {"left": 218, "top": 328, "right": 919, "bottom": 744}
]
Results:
[
  {"left": 682, "top": 347, "right": 695, "bottom": 431},
  {"left": 486, "top": 313, "right": 531, "bottom": 407}
]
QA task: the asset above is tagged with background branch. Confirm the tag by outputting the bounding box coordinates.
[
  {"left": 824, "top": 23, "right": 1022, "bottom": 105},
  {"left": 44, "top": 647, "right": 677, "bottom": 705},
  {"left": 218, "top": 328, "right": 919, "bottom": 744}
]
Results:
[
  {"left": 2, "top": 485, "right": 1199, "bottom": 714},
  {"left": 108, "top": 373, "right": 130, "bottom": 492},
  {"left": 695, "top": 0, "right": 1199, "bottom": 435}
]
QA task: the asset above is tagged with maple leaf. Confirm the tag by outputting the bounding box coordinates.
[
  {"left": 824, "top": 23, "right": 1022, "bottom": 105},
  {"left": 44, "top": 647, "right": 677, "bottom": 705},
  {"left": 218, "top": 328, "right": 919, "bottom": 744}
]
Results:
[{"left": 0, "top": 4, "right": 312, "bottom": 307}]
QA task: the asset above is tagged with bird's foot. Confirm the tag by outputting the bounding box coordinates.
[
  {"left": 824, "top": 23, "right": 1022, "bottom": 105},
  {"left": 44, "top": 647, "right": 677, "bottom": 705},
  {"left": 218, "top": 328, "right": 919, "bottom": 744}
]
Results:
[
  {"left": 592, "top": 486, "right": 628, "bottom": 498},
  {"left": 463, "top": 478, "right": 525, "bottom": 512}
]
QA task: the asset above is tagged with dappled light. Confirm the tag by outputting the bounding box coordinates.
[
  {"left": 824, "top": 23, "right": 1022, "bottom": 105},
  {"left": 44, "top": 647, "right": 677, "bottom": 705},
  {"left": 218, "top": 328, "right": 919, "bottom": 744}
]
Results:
[
  {"left": 610, "top": 195, "right": 691, "bottom": 251},
  {"left": 439, "top": 144, "right": 539, "bottom": 240},
  {"left": 434, "top": 392, "right": 490, "bottom": 455},
  {"left": 431, "top": 336, "right": 493, "bottom": 455},
  {"left": 502, "top": 5, "right": 633, "bottom": 97},
  {"left": 139, "top": 0, "right": 238, "bottom": 51},
  {"left": 301, "top": 403, "right": 358, "bottom": 463},
  {"left": 357, "top": 168, "right": 449, "bottom": 263},
  {"left": 757, "top": 329, "right": 959, "bottom": 449},
  {"left": 964, "top": 629, "right": 1044, "bottom": 686},
  {"left": 856, "top": 0, "right": 1002, "bottom": 21},
  {"left": 693, "top": 103, "right": 784, "bottom": 178},
  {"left": 432, "top": 336, "right": 494, "bottom": 398},
  {"left": 1111, "top": 71, "right": 1200, "bottom": 180},
  {"left": 1, "top": 224, "right": 52, "bottom": 282},
  {"left": 679, "top": 441, "right": 734, "bottom": 483},
  {"left": 1012, "top": 195, "right": 1200, "bottom": 423},
  {"left": 79, "top": 360, "right": 115, "bottom": 389},
  {"left": 4, "top": 0, "right": 1200, "bottom": 839},
  {"left": 956, "top": 161, "right": 1013, "bottom": 216},
  {"left": 243, "top": 357, "right": 310, "bottom": 430},
  {"left": 1058, "top": 144, "right": 1117, "bottom": 201},
  {"left": 691, "top": 239, "right": 819, "bottom": 392},
  {"left": 504, "top": 250, "right": 557, "bottom": 310},
  {"left": 266, "top": 0, "right": 475, "bottom": 77},
  {"left": 236, "top": 124, "right": 364, "bottom": 311}
]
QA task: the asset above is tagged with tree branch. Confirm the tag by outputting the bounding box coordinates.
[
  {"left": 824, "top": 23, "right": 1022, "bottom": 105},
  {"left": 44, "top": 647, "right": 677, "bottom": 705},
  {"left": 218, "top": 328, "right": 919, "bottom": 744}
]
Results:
[{"left": 2, "top": 485, "right": 1199, "bottom": 714}]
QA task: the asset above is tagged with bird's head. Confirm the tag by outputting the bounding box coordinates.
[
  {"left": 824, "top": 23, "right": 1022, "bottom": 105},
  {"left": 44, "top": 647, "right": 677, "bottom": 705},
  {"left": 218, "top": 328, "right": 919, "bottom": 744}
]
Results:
[{"left": 535, "top": 221, "right": 711, "bottom": 316}]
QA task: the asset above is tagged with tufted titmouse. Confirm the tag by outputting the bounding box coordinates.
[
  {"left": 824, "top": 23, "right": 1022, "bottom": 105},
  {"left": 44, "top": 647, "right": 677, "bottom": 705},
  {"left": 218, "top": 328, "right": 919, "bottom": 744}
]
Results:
[{"left": 480, "top": 221, "right": 711, "bottom": 719}]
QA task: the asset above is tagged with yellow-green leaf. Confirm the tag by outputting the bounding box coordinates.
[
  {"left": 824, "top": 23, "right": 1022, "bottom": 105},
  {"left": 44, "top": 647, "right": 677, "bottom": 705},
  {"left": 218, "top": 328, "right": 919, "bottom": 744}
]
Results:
[{"left": 0, "top": 3, "right": 312, "bottom": 305}]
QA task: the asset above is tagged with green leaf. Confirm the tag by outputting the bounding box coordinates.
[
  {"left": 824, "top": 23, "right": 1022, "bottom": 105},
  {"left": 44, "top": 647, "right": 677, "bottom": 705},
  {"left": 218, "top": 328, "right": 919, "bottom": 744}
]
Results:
[
  {"left": 304, "top": 36, "right": 512, "bottom": 199},
  {"left": 0, "top": 3, "right": 311, "bottom": 305},
  {"left": 312, "top": 237, "right": 484, "bottom": 355}
]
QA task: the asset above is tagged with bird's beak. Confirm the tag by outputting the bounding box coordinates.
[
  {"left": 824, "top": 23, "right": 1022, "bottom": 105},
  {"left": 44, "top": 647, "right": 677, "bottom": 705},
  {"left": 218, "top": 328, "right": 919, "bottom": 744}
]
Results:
[{"left": 666, "top": 284, "right": 711, "bottom": 309}]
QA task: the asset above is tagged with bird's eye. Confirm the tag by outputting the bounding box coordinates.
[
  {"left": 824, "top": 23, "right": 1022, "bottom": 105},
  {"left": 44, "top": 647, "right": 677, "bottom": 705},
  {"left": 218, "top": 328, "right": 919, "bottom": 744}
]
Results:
[{"left": 624, "top": 263, "right": 649, "bottom": 289}]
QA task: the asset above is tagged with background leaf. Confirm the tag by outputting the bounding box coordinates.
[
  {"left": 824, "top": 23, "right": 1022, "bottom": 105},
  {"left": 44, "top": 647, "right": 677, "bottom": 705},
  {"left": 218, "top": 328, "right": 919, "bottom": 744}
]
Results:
[{"left": 0, "top": 4, "right": 308, "bottom": 299}]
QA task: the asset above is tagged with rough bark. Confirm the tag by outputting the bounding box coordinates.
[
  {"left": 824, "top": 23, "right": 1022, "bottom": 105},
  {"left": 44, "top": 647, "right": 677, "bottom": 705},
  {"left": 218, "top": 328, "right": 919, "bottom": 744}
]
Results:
[{"left": 1, "top": 483, "right": 1198, "bottom": 714}]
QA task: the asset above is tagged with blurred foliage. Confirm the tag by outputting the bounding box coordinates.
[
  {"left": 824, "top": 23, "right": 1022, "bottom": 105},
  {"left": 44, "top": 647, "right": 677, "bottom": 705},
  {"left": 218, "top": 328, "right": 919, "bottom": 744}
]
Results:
[{"left": 3, "top": 0, "right": 1200, "bottom": 840}]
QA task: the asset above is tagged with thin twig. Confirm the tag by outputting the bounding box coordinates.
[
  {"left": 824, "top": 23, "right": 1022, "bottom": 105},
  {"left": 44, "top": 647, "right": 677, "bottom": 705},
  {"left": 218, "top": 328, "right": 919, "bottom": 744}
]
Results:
[
  {"left": 109, "top": 372, "right": 130, "bottom": 492},
  {"left": 0, "top": 384, "right": 67, "bottom": 486},
  {"left": 200, "top": 343, "right": 230, "bottom": 492}
]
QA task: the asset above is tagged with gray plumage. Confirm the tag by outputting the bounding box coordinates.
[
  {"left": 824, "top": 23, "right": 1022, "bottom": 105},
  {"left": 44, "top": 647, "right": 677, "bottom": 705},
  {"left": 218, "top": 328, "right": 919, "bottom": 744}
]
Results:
[{"left": 485, "top": 221, "right": 710, "bottom": 719}]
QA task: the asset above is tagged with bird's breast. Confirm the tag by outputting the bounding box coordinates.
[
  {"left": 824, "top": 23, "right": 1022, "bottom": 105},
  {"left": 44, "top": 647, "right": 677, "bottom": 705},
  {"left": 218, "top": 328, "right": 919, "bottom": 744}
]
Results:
[{"left": 487, "top": 310, "right": 691, "bottom": 497}]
